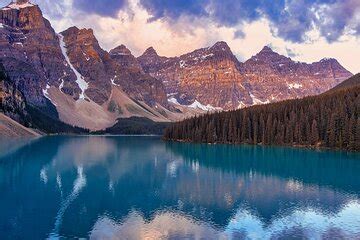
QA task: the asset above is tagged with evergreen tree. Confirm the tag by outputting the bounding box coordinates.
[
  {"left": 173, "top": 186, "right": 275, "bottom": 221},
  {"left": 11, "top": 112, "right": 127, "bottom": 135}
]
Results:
[{"left": 163, "top": 83, "right": 360, "bottom": 151}]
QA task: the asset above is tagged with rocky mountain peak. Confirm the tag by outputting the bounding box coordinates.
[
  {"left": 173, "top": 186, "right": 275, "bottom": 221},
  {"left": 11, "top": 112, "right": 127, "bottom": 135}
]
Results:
[
  {"left": 137, "top": 46, "right": 169, "bottom": 75},
  {"left": 0, "top": 0, "right": 46, "bottom": 29},
  {"left": 62, "top": 26, "right": 79, "bottom": 34},
  {"left": 314, "top": 57, "right": 352, "bottom": 77},
  {"left": 209, "top": 41, "right": 231, "bottom": 52},
  {"left": 2, "top": 0, "right": 35, "bottom": 10},
  {"left": 256, "top": 46, "right": 280, "bottom": 58},
  {"left": 110, "top": 44, "right": 142, "bottom": 71},
  {"left": 259, "top": 45, "right": 273, "bottom": 53},
  {"left": 62, "top": 27, "right": 95, "bottom": 39},
  {"left": 247, "top": 45, "right": 291, "bottom": 65},
  {"left": 142, "top": 47, "right": 158, "bottom": 57},
  {"left": 61, "top": 27, "right": 99, "bottom": 50},
  {"left": 313, "top": 58, "right": 347, "bottom": 71},
  {"left": 110, "top": 44, "right": 132, "bottom": 56},
  {"left": 206, "top": 41, "right": 239, "bottom": 64},
  {"left": 320, "top": 57, "right": 337, "bottom": 64}
]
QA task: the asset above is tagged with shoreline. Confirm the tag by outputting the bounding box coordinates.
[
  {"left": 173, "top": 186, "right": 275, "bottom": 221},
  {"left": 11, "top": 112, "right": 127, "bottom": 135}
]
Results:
[{"left": 163, "top": 138, "right": 360, "bottom": 153}]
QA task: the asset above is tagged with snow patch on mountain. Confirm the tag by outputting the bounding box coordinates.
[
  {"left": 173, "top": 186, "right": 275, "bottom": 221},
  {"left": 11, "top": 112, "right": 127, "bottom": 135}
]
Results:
[
  {"left": 168, "top": 97, "right": 180, "bottom": 105},
  {"left": 82, "top": 52, "right": 90, "bottom": 61},
  {"left": 250, "top": 93, "right": 270, "bottom": 105},
  {"left": 2, "top": 1, "right": 35, "bottom": 10},
  {"left": 59, "top": 34, "right": 88, "bottom": 100},
  {"left": 111, "top": 76, "right": 120, "bottom": 86},
  {"left": 42, "top": 84, "right": 50, "bottom": 96},
  {"left": 201, "top": 53, "right": 214, "bottom": 60},
  {"left": 168, "top": 98, "right": 222, "bottom": 111},
  {"left": 43, "top": 84, "right": 57, "bottom": 106},
  {"left": 188, "top": 100, "right": 220, "bottom": 111},
  {"left": 237, "top": 101, "right": 247, "bottom": 109},
  {"left": 288, "top": 83, "right": 302, "bottom": 89},
  {"left": 59, "top": 80, "right": 64, "bottom": 92},
  {"left": 179, "top": 60, "right": 186, "bottom": 68}
]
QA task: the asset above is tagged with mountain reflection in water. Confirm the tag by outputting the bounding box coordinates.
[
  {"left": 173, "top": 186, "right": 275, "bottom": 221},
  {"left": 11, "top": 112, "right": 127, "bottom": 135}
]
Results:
[{"left": 0, "top": 136, "right": 359, "bottom": 239}]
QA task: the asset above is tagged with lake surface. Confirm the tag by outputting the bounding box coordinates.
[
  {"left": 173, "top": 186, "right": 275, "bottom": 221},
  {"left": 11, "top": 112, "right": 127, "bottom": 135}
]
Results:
[{"left": 0, "top": 136, "right": 360, "bottom": 239}]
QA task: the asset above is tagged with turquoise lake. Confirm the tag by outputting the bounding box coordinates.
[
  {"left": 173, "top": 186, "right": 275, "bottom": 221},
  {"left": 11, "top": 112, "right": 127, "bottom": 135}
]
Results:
[{"left": 0, "top": 136, "right": 360, "bottom": 239}]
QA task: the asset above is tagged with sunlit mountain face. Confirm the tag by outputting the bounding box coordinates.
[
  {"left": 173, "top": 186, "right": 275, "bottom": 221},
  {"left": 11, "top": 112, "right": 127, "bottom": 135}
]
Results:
[
  {"left": 0, "top": 1, "right": 358, "bottom": 239},
  {"left": 0, "top": 136, "right": 359, "bottom": 239},
  {"left": 0, "top": 0, "right": 357, "bottom": 133},
  {"left": 3, "top": 0, "right": 358, "bottom": 74}
]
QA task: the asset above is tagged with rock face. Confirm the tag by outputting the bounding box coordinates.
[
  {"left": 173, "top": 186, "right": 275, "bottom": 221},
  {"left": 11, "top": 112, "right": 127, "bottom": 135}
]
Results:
[
  {"left": 0, "top": 2, "right": 80, "bottom": 107},
  {"left": 0, "top": 0, "right": 353, "bottom": 131},
  {"left": 109, "top": 45, "right": 168, "bottom": 107},
  {"left": 59, "top": 27, "right": 169, "bottom": 107},
  {"left": 138, "top": 44, "right": 353, "bottom": 110},
  {"left": 56, "top": 25, "right": 184, "bottom": 129},
  {"left": 241, "top": 46, "right": 352, "bottom": 105},
  {"left": 0, "top": 1, "right": 176, "bottom": 130},
  {"left": 138, "top": 42, "right": 251, "bottom": 109},
  {"left": 0, "top": 66, "right": 28, "bottom": 124},
  {"left": 60, "top": 27, "right": 112, "bottom": 105}
]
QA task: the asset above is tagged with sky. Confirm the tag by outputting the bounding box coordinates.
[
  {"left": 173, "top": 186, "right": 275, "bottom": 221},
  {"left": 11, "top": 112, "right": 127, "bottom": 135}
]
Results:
[{"left": 2, "top": 0, "right": 360, "bottom": 73}]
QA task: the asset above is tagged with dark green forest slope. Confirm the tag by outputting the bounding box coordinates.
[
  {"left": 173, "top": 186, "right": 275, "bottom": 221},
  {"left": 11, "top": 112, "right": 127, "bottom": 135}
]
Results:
[
  {"left": 97, "top": 117, "right": 170, "bottom": 135},
  {"left": 164, "top": 74, "right": 360, "bottom": 151}
]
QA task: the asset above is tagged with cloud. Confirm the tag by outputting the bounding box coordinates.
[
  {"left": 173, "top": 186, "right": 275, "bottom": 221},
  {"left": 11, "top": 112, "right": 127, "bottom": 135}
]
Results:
[
  {"left": 137, "top": 0, "right": 360, "bottom": 43},
  {"left": 0, "top": 0, "right": 358, "bottom": 73},
  {"left": 286, "top": 48, "right": 299, "bottom": 58},
  {"left": 314, "top": 0, "right": 360, "bottom": 42},
  {"left": 74, "top": 0, "right": 128, "bottom": 17},
  {"left": 91, "top": 201, "right": 360, "bottom": 240},
  {"left": 269, "top": 0, "right": 315, "bottom": 43},
  {"left": 234, "top": 29, "right": 245, "bottom": 39},
  {"left": 2, "top": 0, "right": 355, "bottom": 43},
  {"left": 139, "top": 0, "right": 210, "bottom": 21}
]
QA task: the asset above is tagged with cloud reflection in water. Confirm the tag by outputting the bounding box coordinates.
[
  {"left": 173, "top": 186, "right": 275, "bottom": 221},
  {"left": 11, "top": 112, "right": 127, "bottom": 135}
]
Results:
[{"left": 90, "top": 200, "right": 360, "bottom": 240}]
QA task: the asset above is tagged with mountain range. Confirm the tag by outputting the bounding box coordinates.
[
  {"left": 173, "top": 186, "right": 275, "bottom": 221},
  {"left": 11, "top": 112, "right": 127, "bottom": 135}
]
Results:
[
  {"left": 0, "top": 0, "right": 354, "bottom": 134},
  {"left": 164, "top": 74, "right": 360, "bottom": 151},
  {"left": 138, "top": 43, "right": 352, "bottom": 110}
]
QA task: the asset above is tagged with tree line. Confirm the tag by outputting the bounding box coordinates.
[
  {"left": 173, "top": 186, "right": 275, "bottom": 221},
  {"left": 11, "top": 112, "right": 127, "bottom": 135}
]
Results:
[{"left": 164, "top": 80, "right": 360, "bottom": 151}]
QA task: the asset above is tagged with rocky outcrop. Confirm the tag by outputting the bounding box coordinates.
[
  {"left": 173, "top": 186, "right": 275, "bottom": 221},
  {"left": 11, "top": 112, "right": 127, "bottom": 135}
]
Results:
[
  {"left": 138, "top": 42, "right": 252, "bottom": 109},
  {"left": 0, "top": 66, "right": 28, "bottom": 123},
  {"left": 0, "top": 1, "right": 177, "bottom": 131},
  {"left": 0, "top": 61, "right": 40, "bottom": 138},
  {"left": 110, "top": 44, "right": 143, "bottom": 71},
  {"left": 60, "top": 27, "right": 112, "bottom": 105},
  {"left": 0, "top": 1, "right": 81, "bottom": 107},
  {"left": 59, "top": 27, "right": 169, "bottom": 107},
  {"left": 137, "top": 47, "right": 169, "bottom": 73},
  {"left": 242, "top": 46, "right": 353, "bottom": 104},
  {"left": 109, "top": 44, "right": 168, "bottom": 107},
  {"left": 138, "top": 44, "right": 353, "bottom": 110},
  {"left": 0, "top": 0, "right": 353, "bottom": 132}
]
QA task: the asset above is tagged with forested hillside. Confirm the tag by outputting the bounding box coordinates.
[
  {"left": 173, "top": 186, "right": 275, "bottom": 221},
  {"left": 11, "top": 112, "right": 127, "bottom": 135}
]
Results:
[
  {"left": 164, "top": 74, "right": 360, "bottom": 151},
  {"left": 97, "top": 117, "right": 170, "bottom": 135}
]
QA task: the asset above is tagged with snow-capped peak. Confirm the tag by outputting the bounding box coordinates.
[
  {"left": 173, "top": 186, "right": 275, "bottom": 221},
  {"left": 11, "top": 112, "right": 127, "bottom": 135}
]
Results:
[{"left": 2, "top": 1, "right": 35, "bottom": 10}]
